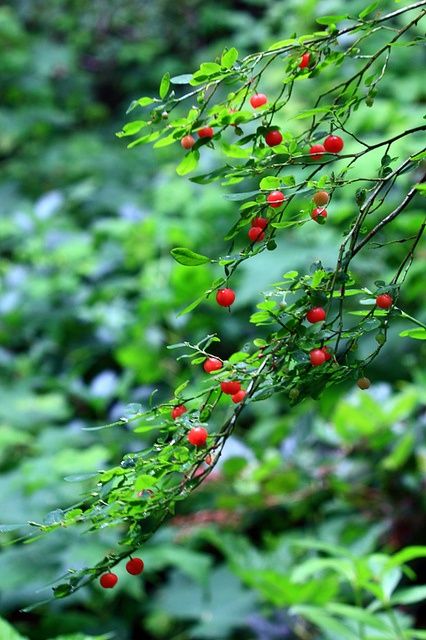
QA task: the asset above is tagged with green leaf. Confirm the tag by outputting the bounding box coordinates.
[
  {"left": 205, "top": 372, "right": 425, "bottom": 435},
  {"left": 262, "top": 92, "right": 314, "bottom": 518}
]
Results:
[
  {"left": 316, "top": 14, "right": 348, "bottom": 25},
  {"left": 134, "top": 474, "right": 157, "bottom": 491},
  {"left": 387, "top": 546, "right": 426, "bottom": 569},
  {"left": 267, "top": 38, "right": 296, "bottom": 51},
  {"left": 221, "top": 47, "right": 238, "bottom": 68},
  {"left": 292, "top": 107, "right": 331, "bottom": 120},
  {"left": 176, "top": 150, "right": 200, "bottom": 176},
  {"left": 391, "top": 585, "right": 426, "bottom": 605},
  {"left": 325, "top": 603, "right": 391, "bottom": 632},
  {"left": 0, "top": 617, "right": 29, "bottom": 639},
  {"left": 382, "top": 432, "right": 414, "bottom": 470},
  {"left": 171, "top": 248, "right": 211, "bottom": 266},
  {"left": 170, "top": 74, "right": 193, "bottom": 84},
  {"left": 359, "top": 1, "right": 380, "bottom": 19},
  {"left": 159, "top": 72, "right": 170, "bottom": 99},
  {"left": 290, "top": 606, "right": 358, "bottom": 640},
  {"left": 399, "top": 328, "right": 426, "bottom": 340},
  {"left": 116, "top": 120, "right": 148, "bottom": 137},
  {"left": 137, "top": 97, "right": 155, "bottom": 107}
]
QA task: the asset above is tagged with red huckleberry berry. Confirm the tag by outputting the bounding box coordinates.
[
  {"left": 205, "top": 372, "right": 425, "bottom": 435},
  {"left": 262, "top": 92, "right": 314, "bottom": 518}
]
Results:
[
  {"left": 322, "top": 346, "right": 332, "bottom": 361},
  {"left": 126, "top": 557, "right": 144, "bottom": 575},
  {"left": 231, "top": 389, "right": 246, "bottom": 403},
  {"left": 264, "top": 130, "right": 283, "bottom": 147},
  {"left": 250, "top": 93, "right": 268, "bottom": 108},
  {"left": 198, "top": 126, "right": 214, "bottom": 139},
  {"left": 376, "top": 293, "right": 393, "bottom": 309},
  {"left": 299, "top": 52, "right": 310, "bottom": 69},
  {"left": 203, "top": 358, "right": 223, "bottom": 374},
  {"left": 306, "top": 307, "right": 326, "bottom": 323},
  {"left": 324, "top": 135, "right": 344, "bottom": 153},
  {"left": 251, "top": 217, "right": 268, "bottom": 229},
  {"left": 267, "top": 190, "right": 285, "bottom": 208},
  {"left": 312, "top": 191, "right": 329, "bottom": 207},
  {"left": 309, "top": 144, "right": 326, "bottom": 160},
  {"left": 181, "top": 135, "right": 195, "bottom": 149},
  {"left": 171, "top": 405, "right": 187, "bottom": 420},
  {"left": 248, "top": 226, "right": 265, "bottom": 242},
  {"left": 100, "top": 572, "right": 118, "bottom": 589},
  {"left": 187, "top": 426, "right": 208, "bottom": 447},
  {"left": 216, "top": 288, "right": 236, "bottom": 307},
  {"left": 221, "top": 381, "right": 241, "bottom": 395},
  {"left": 311, "top": 207, "right": 327, "bottom": 223},
  {"left": 309, "top": 348, "right": 326, "bottom": 366}
]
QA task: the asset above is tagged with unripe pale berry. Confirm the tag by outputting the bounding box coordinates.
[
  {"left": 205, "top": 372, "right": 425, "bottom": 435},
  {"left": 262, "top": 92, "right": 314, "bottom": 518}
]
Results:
[
  {"left": 198, "top": 126, "right": 214, "bottom": 139},
  {"left": 311, "top": 207, "right": 327, "bottom": 223},
  {"left": 221, "top": 381, "right": 241, "bottom": 395},
  {"left": 267, "top": 190, "right": 285, "bottom": 208},
  {"left": 187, "top": 426, "right": 208, "bottom": 447},
  {"left": 203, "top": 358, "right": 223, "bottom": 373},
  {"left": 310, "top": 348, "right": 326, "bottom": 366},
  {"left": 312, "top": 191, "right": 329, "bottom": 207},
  {"left": 171, "top": 405, "right": 187, "bottom": 420},
  {"left": 126, "top": 558, "right": 144, "bottom": 575},
  {"left": 376, "top": 293, "right": 393, "bottom": 309},
  {"left": 216, "top": 288, "right": 236, "bottom": 307},
  {"left": 251, "top": 217, "right": 268, "bottom": 229},
  {"left": 248, "top": 226, "right": 265, "bottom": 242},
  {"left": 324, "top": 135, "right": 344, "bottom": 153},
  {"left": 231, "top": 389, "right": 246, "bottom": 403},
  {"left": 357, "top": 377, "right": 371, "bottom": 390},
  {"left": 250, "top": 93, "right": 268, "bottom": 108},
  {"left": 181, "top": 135, "right": 195, "bottom": 149},
  {"left": 100, "top": 572, "right": 118, "bottom": 589},
  {"left": 306, "top": 307, "right": 326, "bottom": 323},
  {"left": 299, "top": 52, "right": 310, "bottom": 69},
  {"left": 309, "top": 144, "right": 326, "bottom": 160},
  {"left": 264, "top": 130, "right": 283, "bottom": 147}
]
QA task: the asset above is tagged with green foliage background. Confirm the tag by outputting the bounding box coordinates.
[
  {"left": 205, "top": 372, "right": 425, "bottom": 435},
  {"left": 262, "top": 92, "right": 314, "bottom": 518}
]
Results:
[{"left": 0, "top": 0, "right": 425, "bottom": 638}]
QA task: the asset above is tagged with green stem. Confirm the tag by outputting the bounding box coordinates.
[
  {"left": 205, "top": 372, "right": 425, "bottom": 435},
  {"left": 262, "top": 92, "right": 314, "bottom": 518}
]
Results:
[{"left": 399, "top": 309, "right": 426, "bottom": 330}]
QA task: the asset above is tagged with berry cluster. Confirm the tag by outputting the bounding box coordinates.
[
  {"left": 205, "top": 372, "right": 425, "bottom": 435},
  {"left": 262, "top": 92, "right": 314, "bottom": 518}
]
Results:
[{"left": 99, "top": 557, "right": 144, "bottom": 589}]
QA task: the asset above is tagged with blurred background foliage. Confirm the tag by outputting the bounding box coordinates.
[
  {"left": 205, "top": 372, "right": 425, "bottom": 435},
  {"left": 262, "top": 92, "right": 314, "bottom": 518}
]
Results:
[{"left": 0, "top": 0, "right": 425, "bottom": 638}]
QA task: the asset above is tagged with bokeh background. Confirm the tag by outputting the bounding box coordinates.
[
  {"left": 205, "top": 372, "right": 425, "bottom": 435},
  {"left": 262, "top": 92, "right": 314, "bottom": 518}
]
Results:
[{"left": 0, "top": 0, "right": 425, "bottom": 638}]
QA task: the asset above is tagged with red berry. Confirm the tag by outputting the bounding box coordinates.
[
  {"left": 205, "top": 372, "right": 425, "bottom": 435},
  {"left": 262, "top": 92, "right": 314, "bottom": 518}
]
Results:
[
  {"left": 171, "top": 405, "right": 187, "bottom": 420},
  {"left": 299, "top": 53, "right": 310, "bottom": 69},
  {"left": 251, "top": 217, "right": 268, "bottom": 229},
  {"left": 198, "top": 126, "right": 214, "bottom": 139},
  {"left": 309, "top": 348, "right": 326, "bottom": 366},
  {"left": 126, "top": 557, "right": 144, "bottom": 575},
  {"left": 306, "top": 307, "right": 326, "bottom": 323},
  {"left": 221, "top": 381, "right": 241, "bottom": 395},
  {"left": 203, "top": 358, "right": 223, "bottom": 373},
  {"left": 187, "top": 426, "right": 208, "bottom": 447},
  {"left": 100, "top": 572, "right": 118, "bottom": 589},
  {"left": 248, "top": 226, "right": 265, "bottom": 242},
  {"left": 324, "top": 135, "right": 344, "bottom": 153},
  {"left": 321, "top": 346, "right": 332, "bottom": 361},
  {"left": 250, "top": 93, "right": 268, "bottom": 108},
  {"left": 264, "top": 130, "right": 283, "bottom": 147},
  {"left": 312, "top": 191, "right": 329, "bottom": 207},
  {"left": 267, "top": 190, "right": 285, "bottom": 208},
  {"left": 376, "top": 293, "right": 393, "bottom": 309},
  {"left": 311, "top": 207, "right": 327, "bottom": 223},
  {"left": 231, "top": 389, "right": 246, "bottom": 403},
  {"left": 309, "top": 144, "right": 326, "bottom": 160},
  {"left": 216, "top": 288, "right": 236, "bottom": 307},
  {"left": 181, "top": 135, "right": 195, "bottom": 150}
]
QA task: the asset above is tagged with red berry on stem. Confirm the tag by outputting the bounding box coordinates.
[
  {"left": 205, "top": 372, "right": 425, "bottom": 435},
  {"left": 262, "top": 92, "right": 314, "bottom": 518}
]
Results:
[
  {"left": 250, "top": 93, "right": 268, "bottom": 108},
  {"left": 309, "top": 348, "right": 326, "bottom": 366},
  {"left": 311, "top": 207, "right": 327, "bottom": 223},
  {"left": 267, "top": 190, "right": 285, "bottom": 208},
  {"left": 306, "top": 307, "right": 326, "bottom": 323},
  {"left": 376, "top": 293, "right": 393, "bottom": 309},
  {"left": 264, "top": 130, "right": 283, "bottom": 147},
  {"left": 198, "top": 126, "right": 214, "bottom": 139},
  {"left": 216, "top": 288, "right": 236, "bottom": 307},
  {"left": 248, "top": 226, "right": 265, "bottom": 242},
  {"left": 221, "top": 381, "right": 241, "bottom": 395},
  {"left": 171, "top": 405, "right": 187, "bottom": 420},
  {"left": 324, "top": 135, "right": 344, "bottom": 153},
  {"left": 312, "top": 191, "right": 329, "bottom": 207},
  {"left": 203, "top": 358, "right": 222, "bottom": 374},
  {"left": 321, "top": 346, "right": 332, "bottom": 361},
  {"left": 231, "top": 389, "right": 246, "bottom": 403},
  {"left": 187, "top": 426, "right": 208, "bottom": 447},
  {"left": 126, "top": 557, "right": 144, "bottom": 575},
  {"left": 181, "top": 135, "right": 195, "bottom": 150},
  {"left": 299, "top": 52, "right": 310, "bottom": 69},
  {"left": 309, "top": 144, "right": 326, "bottom": 160},
  {"left": 251, "top": 217, "right": 268, "bottom": 229},
  {"left": 100, "top": 572, "right": 118, "bottom": 589}
]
